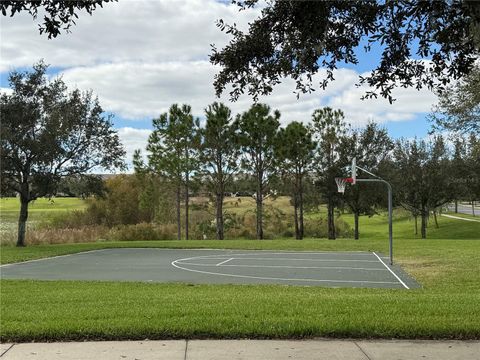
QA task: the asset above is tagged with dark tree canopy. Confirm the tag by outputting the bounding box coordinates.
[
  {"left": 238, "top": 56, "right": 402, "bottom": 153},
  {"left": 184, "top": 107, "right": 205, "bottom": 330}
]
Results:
[
  {"left": 211, "top": 0, "right": 480, "bottom": 103},
  {"left": 0, "top": 0, "right": 117, "bottom": 38}
]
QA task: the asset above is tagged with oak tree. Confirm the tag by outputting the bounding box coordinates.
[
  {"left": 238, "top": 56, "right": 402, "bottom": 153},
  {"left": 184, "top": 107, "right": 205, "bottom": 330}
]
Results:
[
  {"left": 431, "top": 66, "right": 480, "bottom": 134},
  {"left": 0, "top": 62, "right": 125, "bottom": 246}
]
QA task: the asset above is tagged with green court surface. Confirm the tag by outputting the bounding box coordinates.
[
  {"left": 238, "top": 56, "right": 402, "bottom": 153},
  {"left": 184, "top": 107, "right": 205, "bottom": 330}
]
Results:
[{"left": 0, "top": 248, "right": 419, "bottom": 289}]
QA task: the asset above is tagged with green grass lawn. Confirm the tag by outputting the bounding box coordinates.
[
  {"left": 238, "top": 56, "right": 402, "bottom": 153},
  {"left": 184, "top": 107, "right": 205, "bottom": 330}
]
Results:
[
  {"left": 1, "top": 203, "right": 479, "bottom": 342},
  {"left": 0, "top": 197, "right": 86, "bottom": 224}
]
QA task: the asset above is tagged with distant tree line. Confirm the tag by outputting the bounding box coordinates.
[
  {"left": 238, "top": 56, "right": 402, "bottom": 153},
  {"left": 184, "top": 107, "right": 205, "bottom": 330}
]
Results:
[
  {"left": 2, "top": 61, "right": 479, "bottom": 247},
  {"left": 134, "top": 102, "right": 480, "bottom": 241}
]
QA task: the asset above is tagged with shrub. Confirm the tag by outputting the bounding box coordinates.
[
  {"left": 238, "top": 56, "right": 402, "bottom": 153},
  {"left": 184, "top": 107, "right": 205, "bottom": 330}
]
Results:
[
  {"left": 304, "top": 216, "right": 353, "bottom": 238},
  {"left": 0, "top": 226, "right": 109, "bottom": 246},
  {"left": 106, "top": 223, "right": 177, "bottom": 241}
]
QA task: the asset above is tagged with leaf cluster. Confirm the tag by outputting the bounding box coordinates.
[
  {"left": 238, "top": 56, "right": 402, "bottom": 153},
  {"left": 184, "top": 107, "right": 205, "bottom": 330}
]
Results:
[
  {"left": 211, "top": 1, "right": 480, "bottom": 103},
  {"left": 0, "top": 61, "right": 126, "bottom": 201}
]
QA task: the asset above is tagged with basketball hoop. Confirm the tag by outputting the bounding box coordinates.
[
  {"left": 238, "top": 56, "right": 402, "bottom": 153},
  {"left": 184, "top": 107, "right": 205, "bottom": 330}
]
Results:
[{"left": 335, "top": 177, "right": 354, "bottom": 194}]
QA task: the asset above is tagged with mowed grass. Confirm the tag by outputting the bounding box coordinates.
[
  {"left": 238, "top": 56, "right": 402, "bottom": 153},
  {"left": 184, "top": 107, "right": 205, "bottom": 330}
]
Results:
[
  {"left": 0, "top": 197, "right": 86, "bottom": 224},
  {"left": 1, "top": 202, "right": 479, "bottom": 341}
]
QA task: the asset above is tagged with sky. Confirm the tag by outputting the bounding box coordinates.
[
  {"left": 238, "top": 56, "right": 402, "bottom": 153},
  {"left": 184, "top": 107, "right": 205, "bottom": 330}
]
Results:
[{"left": 0, "top": 0, "right": 438, "bottom": 169}]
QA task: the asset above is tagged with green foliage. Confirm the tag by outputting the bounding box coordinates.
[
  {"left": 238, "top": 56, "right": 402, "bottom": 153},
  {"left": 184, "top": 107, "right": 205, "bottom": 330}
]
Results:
[
  {"left": 275, "top": 121, "right": 316, "bottom": 239},
  {"left": 57, "top": 175, "right": 105, "bottom": 199},
  {"left": 235, "top": 103, "right": 281, "bottom": 239},
  {"left": 275, "top": 121, "right": 316, "bottom": 174},
  {"left": 310, "top": 107, "right": 350, "bottom": 239},
  {"left": 212, "top": 1, "right": 480, "bottom": 103},
  {"left": 200, "top": 102, "right": 240, "bottom": 239},
  {"left": 0, "top": 61, "right": 125, "bottom": 246},
  {"left": 137, "top": 103, "right": 201, "bottom": 240},
  {"left": 342, "top": 122, "right": 394, "bottom": 239},
  {"left": 393, "top": 136, "right": 453, "bottom": 238},
  {"left": 303, "top": 217, "right": 353, "bottom": 239},
  {"left": 432, "top": 66, "right": 480, "bottom": 134},
  {"left": 65, "top": 175, "right": 166, "bottom": 228}
]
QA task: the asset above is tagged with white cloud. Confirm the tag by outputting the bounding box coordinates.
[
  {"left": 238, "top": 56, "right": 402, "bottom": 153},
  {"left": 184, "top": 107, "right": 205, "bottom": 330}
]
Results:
[
  {"left": 59, "top": 61, "right": 363, "bottom": 124},
  {"left": 0, "top": 0, "right": 259, "bottom": 72},
  {"left": 118, "top": 127, "right": 152, "bottom": 172},
  {"left": 0, "top": 87, "right": 13, "bottom": 95},
  {"left": 59, "top": 60, "right": 435, "bottom": 128},
  {"left": 117, "top": 127, "right": 151, "bottom": 170},
  {"left": 327, "top": 80, "right": 437, "bottom": 128}
]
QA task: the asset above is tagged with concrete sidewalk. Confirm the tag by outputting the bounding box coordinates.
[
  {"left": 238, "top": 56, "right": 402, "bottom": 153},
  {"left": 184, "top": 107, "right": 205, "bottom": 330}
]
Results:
[{"left": 1, "top": 339, "right": 480, "bottom": 360}]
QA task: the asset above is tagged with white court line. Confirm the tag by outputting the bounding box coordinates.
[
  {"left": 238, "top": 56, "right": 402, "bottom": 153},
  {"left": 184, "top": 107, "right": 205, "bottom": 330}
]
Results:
[
  {"left": 205, "top": 257, "right": 379, "bottom": 263},
  {"left": 189, "top": 251, "right": 375, "bottom": 257},
  {"left": 372, "top": 252, "right": 409, "bottom": 289},
  {"left": 179, "top": 262, "right": 387, "bottom": 271},
  {"left": 441, "top": 214, "right": 480, "bottom": 222},
  {"left": 216, "top": 258, "right": 234, "bottom": 266},
  {"left": 0, "top": 249, "right": 111, "bottom": 268},
  {"left": 171, "top": 258, "right": 399, "bottom": 286}
]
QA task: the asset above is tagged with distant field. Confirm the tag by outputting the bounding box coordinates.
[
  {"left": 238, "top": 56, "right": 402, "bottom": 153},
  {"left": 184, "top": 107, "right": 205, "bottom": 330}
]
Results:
[
  {"left": 341, "top": 211, "right": 480, "bottom": 240},
  {"left": 0, "top": 197, "right": 87, "bottom": 224}
]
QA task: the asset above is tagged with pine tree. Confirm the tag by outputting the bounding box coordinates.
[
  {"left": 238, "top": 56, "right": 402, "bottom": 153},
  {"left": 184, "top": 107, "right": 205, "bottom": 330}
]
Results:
[
  {"left": 275, "top": 121, "right": 316, "bottom": 239},
  {"left": 310, "top": 108, "right": 350, "bottom": 240},
  {"left": 137, "top": 104, "right": 200, "bottom": 240},
  {"left": 200, "top": 102, "right": 240, "bottom": 240},
  {"left": 235, "top": 104, "right": 280, "bottom": 239}
]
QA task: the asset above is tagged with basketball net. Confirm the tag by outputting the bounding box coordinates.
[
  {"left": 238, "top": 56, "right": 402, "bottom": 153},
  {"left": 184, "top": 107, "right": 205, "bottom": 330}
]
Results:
[{"left": 335, "top": 177, "right": 354, "bottom": 194}]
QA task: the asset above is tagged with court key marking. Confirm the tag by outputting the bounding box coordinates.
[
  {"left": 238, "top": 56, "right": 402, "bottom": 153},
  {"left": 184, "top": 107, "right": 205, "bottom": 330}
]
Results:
[{"left": 171, "top": 252, "right": 407, "bottom": 288}]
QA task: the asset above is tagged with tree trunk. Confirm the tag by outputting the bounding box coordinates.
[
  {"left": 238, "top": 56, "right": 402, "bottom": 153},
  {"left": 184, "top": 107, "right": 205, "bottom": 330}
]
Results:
[
  {"left": 256, "top": 175, "right": 263, "bottom": 240},
  {"left": 17, "top": 196, "right": 29, "bottom": 247},
  {"left": 294, "top": 193, "right": 300, "bottom": 239},
  {"left": 414, "top": 214, "right": 418, "bottom": 235},
  {"left": 433, "top": 210, "right": 439, "bottom": 228},
  {"left": 327, "top": 197, "right": 335, "bottom": 240},
  {"left": 185, "top": 172, "right": 189, "bottom": 240},
  {"left": 473, "top": 201, "right": 476, "bottom": 217},
  {"left": 421, "top": 209, "right": 427, "bottom": 239},
  {"left": 299, "top": 180, "right": 304, "bottom": 240},
  {"left": 454, "top": 200, "right": 458, "bottom": 213},
  {"left": 176, "top": 184, "right": 181, "bottom": 240},
  {"left": 354, "top": 212, "right": 359, "bottom": 240},
  {"left": 216, "top": 192, "right": 224, "bottom": 240}
]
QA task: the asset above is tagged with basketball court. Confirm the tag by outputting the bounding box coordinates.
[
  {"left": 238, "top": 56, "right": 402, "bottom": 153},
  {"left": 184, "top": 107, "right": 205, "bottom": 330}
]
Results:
[{"left": 0, "top": 248, "right": 419, "bottom": 289}]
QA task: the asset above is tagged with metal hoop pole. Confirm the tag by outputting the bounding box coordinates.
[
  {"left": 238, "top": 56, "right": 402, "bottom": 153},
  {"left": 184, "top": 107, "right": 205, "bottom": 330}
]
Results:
[{"left": 356, "top": 178, "right": 393, "bottom": 265}]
